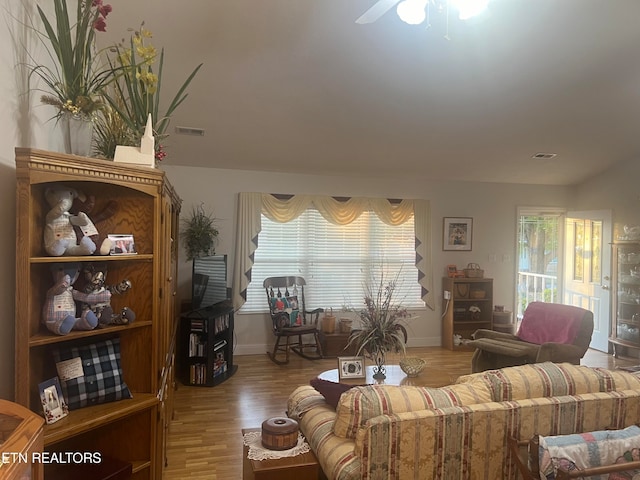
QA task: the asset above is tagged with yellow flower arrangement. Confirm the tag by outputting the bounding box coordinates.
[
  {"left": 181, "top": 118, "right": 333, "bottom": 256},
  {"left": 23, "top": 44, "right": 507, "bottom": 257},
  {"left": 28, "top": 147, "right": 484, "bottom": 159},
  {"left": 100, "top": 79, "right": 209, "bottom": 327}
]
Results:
[{"left": 95, "top": 24, "right": 202, "bottom": 161}]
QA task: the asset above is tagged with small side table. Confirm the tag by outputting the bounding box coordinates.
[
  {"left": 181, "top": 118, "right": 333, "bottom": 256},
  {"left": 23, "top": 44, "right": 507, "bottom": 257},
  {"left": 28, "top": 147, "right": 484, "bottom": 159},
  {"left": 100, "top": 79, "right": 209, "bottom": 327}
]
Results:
[
  {"left": 318, "top": 332, "right": 357, "bottom": 358},
  {"left": 242, "top": 428, "right": 320, "bottom": 480}
]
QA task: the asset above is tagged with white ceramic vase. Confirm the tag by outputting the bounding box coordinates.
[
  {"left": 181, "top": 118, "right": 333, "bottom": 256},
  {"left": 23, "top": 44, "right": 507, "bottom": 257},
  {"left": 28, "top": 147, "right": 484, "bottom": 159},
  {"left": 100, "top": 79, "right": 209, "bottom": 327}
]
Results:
[{"left": 61, "top": 113, "right": 94, "bottom": 157}]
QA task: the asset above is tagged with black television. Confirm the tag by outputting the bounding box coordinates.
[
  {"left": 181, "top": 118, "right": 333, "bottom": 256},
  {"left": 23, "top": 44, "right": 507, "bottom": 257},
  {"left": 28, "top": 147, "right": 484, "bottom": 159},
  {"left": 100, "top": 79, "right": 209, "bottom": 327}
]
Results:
[{"left": 191, "top": 255, "right": 229, "bottom": 310}]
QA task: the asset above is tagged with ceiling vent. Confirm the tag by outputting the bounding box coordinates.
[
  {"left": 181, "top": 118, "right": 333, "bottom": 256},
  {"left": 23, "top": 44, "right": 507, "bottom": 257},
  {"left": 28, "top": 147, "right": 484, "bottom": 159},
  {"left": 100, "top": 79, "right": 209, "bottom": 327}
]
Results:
[
  {"left": 175, "top": 126, "right": 205, "bottom": 136},
  {"left": 532, "top": 152, "right": 557, "bottom": 159}
]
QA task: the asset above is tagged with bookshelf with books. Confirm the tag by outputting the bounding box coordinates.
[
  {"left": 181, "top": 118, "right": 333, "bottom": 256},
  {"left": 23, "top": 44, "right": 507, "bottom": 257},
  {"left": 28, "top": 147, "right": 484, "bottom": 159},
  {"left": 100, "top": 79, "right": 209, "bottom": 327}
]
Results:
[{"left": 179, "top": 302, "right": 237, "bottom": 386}]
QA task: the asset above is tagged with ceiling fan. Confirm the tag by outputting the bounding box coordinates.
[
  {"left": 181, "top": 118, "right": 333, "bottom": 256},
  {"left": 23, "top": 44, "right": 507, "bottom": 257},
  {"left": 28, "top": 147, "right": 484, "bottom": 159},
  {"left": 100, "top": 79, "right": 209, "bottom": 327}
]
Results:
[{"left": 356, "top": 0, "right": 490, "bottom": 25}]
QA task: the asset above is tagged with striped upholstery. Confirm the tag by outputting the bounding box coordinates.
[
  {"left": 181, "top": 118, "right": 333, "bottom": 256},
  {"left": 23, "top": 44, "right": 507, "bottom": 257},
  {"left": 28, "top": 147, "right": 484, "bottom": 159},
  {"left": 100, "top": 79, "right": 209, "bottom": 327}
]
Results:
[
  {"left": 595, "top": 368, "right": 640, "bottom": 391},
  {"left": 333, "top": 381, "right": 493, "bottom": 439},
  {"left": 288, "top": 365, "right": 640, "bottom": 480},
  {"left": 354, "top": 391, "right": 640, "bottom": 480},
  {"left": 288, "top": 385, "right": 327, "bottom": 422},
  {"left": 482, "top": 362, "right": 640, "bottom": 402},
  {"left": 288, "top": 386, "right": 361, "bottom": 480},
  {"left": 483, "top": 362, "right": 605, "bottom": 401}
]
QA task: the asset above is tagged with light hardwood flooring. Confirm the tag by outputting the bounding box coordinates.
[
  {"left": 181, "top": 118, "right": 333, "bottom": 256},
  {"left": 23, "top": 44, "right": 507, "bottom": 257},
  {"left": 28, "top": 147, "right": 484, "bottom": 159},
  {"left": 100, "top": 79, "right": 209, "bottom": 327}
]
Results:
[{"left": 163, "top": 347, "right": 636, "bottom": 479}]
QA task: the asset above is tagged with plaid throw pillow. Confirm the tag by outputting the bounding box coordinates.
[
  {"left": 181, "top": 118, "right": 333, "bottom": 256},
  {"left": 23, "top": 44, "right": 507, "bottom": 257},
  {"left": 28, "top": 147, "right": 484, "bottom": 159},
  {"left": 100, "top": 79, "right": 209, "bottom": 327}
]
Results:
[{"left": 52, "top": 338, "right": 132, "bottom": 410}]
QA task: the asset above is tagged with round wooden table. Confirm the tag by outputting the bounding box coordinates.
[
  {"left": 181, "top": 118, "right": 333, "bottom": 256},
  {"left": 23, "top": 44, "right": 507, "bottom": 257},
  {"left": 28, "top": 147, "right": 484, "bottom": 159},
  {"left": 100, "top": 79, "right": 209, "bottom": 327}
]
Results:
[{"left": 317, "top": 364, "right": 425, "bottom": 386}]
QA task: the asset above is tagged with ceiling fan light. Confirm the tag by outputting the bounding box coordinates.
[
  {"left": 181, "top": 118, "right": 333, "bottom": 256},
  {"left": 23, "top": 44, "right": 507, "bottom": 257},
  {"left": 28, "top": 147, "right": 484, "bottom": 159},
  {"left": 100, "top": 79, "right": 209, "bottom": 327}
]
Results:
[
  {"left": 396, "top": 0, "right": 427, "bottom": 25},
  {"left": 450, "top": 0, "right": 490, "bottom": 20}
]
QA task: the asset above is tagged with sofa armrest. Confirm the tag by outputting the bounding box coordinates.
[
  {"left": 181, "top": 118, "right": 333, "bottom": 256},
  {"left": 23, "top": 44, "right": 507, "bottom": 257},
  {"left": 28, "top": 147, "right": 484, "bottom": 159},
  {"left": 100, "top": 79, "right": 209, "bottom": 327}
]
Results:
[
  {"left": 536, "top": 343, "right": 586, "bottom": 364},
  {"left": 473, "top": 328, "right": 519, "bottom": 341}
]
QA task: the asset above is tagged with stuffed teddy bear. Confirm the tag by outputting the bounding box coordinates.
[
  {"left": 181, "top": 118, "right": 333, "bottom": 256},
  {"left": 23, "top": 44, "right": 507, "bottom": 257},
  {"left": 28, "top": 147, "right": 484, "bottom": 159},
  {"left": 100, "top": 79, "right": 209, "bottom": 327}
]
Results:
[
  {"left": 42, "top": 263, "right": 112, "bottom": 335},
  {"left": 77, "top": 263, "right": 136, "bottom": 327},
  {"left": 69, "top": 193, "right": 118, "bottom": 256},
  {"left": 43, "top": 184, "right": 97, "bottom": 256}
]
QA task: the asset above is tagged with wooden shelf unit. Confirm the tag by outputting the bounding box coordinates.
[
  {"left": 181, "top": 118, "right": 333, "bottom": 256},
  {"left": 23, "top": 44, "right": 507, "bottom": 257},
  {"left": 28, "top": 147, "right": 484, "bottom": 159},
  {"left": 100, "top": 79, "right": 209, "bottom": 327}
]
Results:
[
  {"left": 179, "top": 303, "right": 238, "bottom": 387},
  {"left": 609, "top": 241, "right": 640, "bottom": 358},
  {"left": 442, "top": 277, "right": 494, "bottom": 350},
  {"left": 14, "top": 148, "right": 181, "bottom": 480}
]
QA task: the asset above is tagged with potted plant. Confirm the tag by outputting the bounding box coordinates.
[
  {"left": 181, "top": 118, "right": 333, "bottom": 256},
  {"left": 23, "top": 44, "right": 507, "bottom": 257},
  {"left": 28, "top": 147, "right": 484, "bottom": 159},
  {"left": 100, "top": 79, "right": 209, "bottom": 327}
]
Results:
[
  {"left": 181, "top": 204, "right": 219, "bottom": 261},
  {"left": 346, "top": 271, "right": 410, "bottom": 379},
  {"left": 28, "top": 0, "right": 115, "bottom": 156},
  {"left": 95, "top": 23, "right": 202, "bottom": 162}
]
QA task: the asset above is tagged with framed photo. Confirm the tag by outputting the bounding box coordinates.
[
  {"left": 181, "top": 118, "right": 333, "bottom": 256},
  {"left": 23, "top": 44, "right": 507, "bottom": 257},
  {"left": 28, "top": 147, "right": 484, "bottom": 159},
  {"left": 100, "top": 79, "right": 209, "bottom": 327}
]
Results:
[
  {"left": 443, "top": 217, "right": 473, "bottom": 251},
  {"left": 38, "top": 377, "right": 68, "bottom": 424},
  {"left": 108, "top": 234, "right": 137, "bottom": 255},
  {"left": 338, "top": 356, "right": 366, "bottom": 379}
]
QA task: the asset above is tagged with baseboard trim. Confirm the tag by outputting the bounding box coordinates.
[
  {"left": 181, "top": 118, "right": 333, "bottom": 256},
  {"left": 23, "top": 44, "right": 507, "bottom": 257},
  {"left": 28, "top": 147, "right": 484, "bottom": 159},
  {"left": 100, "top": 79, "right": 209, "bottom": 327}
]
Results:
[{"left": 234, "top": 337, "right": 441, "bottom": 356}]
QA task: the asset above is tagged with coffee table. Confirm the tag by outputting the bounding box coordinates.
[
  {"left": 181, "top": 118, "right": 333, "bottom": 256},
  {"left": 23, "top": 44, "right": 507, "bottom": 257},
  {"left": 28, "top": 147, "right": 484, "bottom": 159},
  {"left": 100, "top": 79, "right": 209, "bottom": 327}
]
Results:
[
  {"left": 242, "top": 428, "right": 320, "bottom": 480},
  {"left": 318, "top": 364, "right": 423, "bottom": 386}
]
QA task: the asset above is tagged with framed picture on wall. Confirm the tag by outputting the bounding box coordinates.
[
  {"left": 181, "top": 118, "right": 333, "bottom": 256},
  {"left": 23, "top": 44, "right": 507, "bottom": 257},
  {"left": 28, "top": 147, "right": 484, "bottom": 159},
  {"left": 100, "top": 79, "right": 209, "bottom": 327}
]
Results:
[{"left": 443, "top": 217, "right": 473, "bottom": 251}]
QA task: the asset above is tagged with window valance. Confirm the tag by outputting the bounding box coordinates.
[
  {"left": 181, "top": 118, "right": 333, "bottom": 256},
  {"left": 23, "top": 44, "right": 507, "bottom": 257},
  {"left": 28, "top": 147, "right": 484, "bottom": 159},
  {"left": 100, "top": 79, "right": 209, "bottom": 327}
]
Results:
[{"left": 232, "top": 193, "right": 433, "bottom": 310}]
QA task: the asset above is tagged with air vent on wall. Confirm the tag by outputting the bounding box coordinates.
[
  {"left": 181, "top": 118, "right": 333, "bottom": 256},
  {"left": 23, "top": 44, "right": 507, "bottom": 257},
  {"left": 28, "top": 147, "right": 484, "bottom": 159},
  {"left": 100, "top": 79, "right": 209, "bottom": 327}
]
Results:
[
  {"left": 175, "top": 126, "right": 205, "bottom": 136},
  {"left": 532, "top": 152, "right": 557, "bottom": 159}
]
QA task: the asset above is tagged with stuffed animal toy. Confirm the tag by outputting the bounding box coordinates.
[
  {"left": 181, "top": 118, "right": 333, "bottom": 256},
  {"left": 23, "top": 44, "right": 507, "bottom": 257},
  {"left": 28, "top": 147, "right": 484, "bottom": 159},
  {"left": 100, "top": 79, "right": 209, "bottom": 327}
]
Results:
[
  {"left": 69, "top": 193, "right": 118, "bottom": 256},
  {"left": 43, "top": 184, "right": 97, "bottom": 256},
  {"left": 43, "top": 263, "right": 112, "bottom": 335},
  {"left": 77, "top": 263, "right": 136, "bottom": 327}
]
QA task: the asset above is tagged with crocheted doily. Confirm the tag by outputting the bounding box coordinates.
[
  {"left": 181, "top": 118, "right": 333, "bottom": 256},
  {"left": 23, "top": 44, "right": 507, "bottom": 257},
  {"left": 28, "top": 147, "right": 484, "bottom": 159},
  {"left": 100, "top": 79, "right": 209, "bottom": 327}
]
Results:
[{"left": 243, "top": 430, "right": 310, "bottom": 461}]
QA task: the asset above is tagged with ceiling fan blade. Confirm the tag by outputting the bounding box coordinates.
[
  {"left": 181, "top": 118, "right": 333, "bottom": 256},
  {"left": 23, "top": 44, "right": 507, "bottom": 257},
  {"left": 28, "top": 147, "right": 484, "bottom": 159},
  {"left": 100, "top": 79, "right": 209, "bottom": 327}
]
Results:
[{"left": 356, "top": 0, "right": 402, "bottom": 24}]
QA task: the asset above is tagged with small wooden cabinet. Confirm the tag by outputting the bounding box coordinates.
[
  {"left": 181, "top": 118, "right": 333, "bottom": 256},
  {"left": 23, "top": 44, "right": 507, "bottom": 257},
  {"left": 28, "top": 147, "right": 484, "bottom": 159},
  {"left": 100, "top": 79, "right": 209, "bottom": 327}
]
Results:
[
  {"left": 179, "top": 303, "right": 238, "bottom": 386},
  {"left": 14, "top": 149, "right": 181, "bottom": 480},
  {"left": 442, "top": 277, "right": 493, "bottom": 350},
  {"left": 318, "top": 332, "right": 357, "bottom": 358},
  {"left": 0, "top": 400, "right": 44, "bottom": 480},
  {"left": 609, "top": 241, "right": 640, "bottom": 357}
]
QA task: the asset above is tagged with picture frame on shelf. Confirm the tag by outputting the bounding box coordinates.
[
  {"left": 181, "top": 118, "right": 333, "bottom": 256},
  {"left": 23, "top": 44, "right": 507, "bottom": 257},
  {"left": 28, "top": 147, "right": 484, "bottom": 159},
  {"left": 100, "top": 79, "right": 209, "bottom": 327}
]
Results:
[
  {"left": 338, "top": 356, "right": 365, "bottom": 379},
  {"left": 443, "top": 217, "right": 473, "bottom": 251},
  {"left": 108, "top": 234, "right": 137, "bottom": 255},
  {"left": 38, "top": 376, "right": 68, "bottom": 424}
]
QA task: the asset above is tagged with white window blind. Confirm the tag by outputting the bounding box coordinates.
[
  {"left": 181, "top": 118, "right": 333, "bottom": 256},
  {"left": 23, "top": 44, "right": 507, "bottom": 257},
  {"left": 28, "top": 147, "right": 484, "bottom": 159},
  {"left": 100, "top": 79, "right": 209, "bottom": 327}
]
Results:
[{"left": 241, "top": 208, "right": 423, "bottom": 313}]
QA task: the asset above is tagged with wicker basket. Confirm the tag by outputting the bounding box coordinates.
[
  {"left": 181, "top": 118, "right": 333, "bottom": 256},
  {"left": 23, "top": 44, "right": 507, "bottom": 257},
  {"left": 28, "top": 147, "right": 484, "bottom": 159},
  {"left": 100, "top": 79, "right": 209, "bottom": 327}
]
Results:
[
  {"left": 469, "top": 290, "right": 486, "bottom": 299},
  {"left": 399, "top": 357, "right": 426, "bottom": 377},
  {"left": 463, "top": 263, "right": 484, "bottom": 278}
]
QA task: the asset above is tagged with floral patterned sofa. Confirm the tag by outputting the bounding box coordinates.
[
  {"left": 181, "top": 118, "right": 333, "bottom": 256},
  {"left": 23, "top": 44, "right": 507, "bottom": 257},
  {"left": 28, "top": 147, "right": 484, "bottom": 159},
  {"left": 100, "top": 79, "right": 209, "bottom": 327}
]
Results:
[{"left": 287, "top": 362, "right": 640, "bottom": 480}]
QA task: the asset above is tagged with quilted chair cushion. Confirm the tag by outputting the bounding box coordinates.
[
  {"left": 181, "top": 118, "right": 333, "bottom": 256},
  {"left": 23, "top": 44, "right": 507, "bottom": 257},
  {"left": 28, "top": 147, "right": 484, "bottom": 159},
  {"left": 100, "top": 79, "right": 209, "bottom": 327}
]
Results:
[
  {"left": 538, "top": 425, "right": 640, "bottom": 479},
  {"left": 333, "top": 381, "right": 492, "bottom": 439}
]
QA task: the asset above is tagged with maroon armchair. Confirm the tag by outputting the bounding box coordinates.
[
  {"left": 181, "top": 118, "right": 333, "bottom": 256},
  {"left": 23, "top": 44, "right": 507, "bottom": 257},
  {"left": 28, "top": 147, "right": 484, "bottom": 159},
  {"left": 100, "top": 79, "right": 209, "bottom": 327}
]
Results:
[{"left": 469, "top": 302, "right": 594, "bottom": 373}]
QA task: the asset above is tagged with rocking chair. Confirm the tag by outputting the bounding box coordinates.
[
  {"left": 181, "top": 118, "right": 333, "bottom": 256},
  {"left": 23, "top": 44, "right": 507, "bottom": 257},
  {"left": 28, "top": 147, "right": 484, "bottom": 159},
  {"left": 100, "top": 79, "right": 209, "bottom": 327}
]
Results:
[{"left": 263, "top": 276, "right": 324, "bottom": 364}]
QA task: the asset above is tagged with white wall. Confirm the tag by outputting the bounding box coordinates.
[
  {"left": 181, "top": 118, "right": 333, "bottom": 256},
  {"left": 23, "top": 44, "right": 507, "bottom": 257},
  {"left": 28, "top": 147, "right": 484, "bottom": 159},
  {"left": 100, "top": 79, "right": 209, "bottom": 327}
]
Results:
[
  {"left": 0, "top": 0, "right": 61, "bottom": 400},
  {"left": 573, "top": 157, "right": 640, "bottom": 238},
  {"left": 163, "top": 165, "right": 572, "bottom": 355}
]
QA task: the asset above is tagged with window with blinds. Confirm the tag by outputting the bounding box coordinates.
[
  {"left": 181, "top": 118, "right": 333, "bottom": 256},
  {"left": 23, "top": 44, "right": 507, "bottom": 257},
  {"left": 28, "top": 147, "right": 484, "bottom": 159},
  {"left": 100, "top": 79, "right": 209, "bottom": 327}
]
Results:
[{"left": 240, "top": 208, "right": 423, "bottom": 313}]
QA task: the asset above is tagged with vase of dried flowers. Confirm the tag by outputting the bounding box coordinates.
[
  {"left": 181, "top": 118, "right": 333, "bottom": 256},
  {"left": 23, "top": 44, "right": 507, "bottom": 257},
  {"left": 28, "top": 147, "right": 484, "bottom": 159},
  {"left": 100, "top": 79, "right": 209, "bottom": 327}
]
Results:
[{"left": 346, "top": 271, "right": 410, "bottom": 380}]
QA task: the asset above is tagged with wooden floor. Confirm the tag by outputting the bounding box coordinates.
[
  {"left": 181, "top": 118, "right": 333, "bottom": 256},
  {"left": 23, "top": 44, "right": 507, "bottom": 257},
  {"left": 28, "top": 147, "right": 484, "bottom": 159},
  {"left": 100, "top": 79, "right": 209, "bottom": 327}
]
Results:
[{"left": 162, "top": 347, "right": 635, "bottom": 479}]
